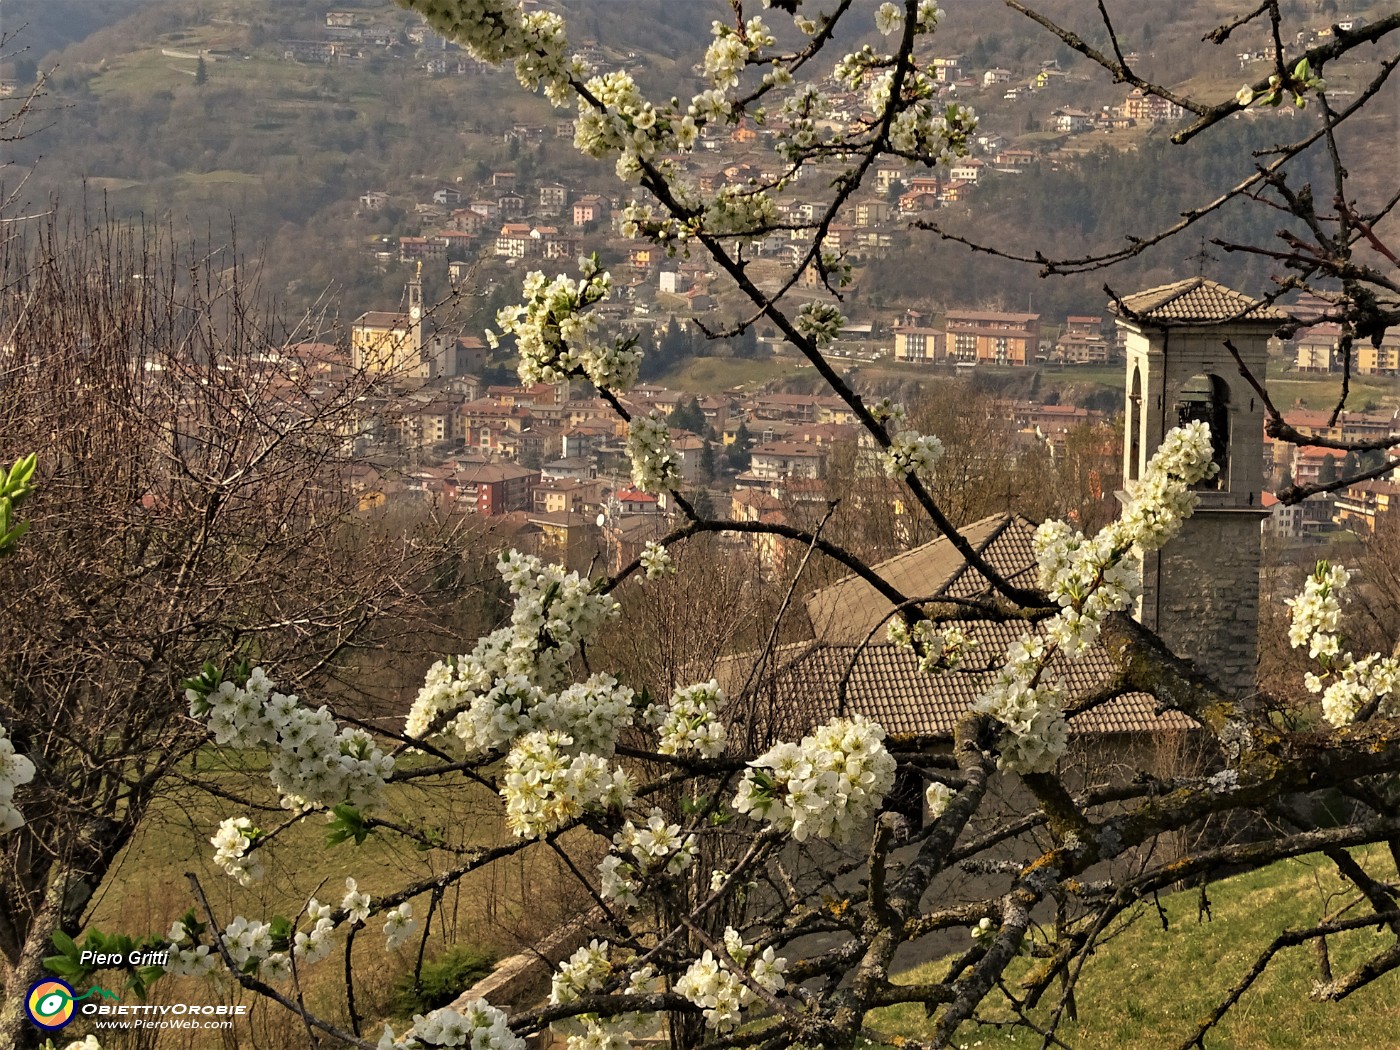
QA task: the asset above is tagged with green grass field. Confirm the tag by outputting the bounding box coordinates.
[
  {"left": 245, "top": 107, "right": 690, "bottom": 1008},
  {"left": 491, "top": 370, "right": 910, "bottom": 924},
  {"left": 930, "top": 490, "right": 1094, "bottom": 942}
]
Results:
[
  {"left": 78, "top": 754, "right": 1400, "bottom": 1049},
  {"left": 74, "top": 751, "right": 585, "bottom": 1047},
  {"left": 658, "top": 355, "right": 802, "bottom": 392},
  {"left": 869, "top": 848, "right": 1400, "bottom": 1050}
]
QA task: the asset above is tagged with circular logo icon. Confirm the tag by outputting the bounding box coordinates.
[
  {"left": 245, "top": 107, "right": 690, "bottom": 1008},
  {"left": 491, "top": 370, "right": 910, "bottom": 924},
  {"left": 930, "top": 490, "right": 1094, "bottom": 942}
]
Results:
[{"left": 26, "top": 979, "right": 76, "bottom": 1030}]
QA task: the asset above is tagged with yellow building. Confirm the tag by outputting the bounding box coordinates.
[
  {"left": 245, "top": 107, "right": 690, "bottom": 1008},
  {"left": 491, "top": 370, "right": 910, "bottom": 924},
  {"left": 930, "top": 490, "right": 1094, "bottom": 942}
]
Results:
[
  {"left": 350, "top": 269, "right": 454, "bottom": 380},
  {"left": 1356, "top": 332, "right": 1400, "bottom": 376},
  {"left": 351, "top": 310, "right": 419, "bottom": 375},
  {"left": 352, "top": 267, "right": 425, "bottom": 378}
]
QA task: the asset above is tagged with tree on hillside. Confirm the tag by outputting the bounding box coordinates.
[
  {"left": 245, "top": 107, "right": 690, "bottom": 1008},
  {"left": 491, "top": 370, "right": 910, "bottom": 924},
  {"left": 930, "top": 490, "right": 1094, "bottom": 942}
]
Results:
[
  {"left": 668, "top": 396, "right": 707, "bottom": 435},
  {"left": 0, "top": 216, "right": 457, "bottom": 1049},
  {"left": 13, "top": 4, "right": 1400, "bottom": 1050}
]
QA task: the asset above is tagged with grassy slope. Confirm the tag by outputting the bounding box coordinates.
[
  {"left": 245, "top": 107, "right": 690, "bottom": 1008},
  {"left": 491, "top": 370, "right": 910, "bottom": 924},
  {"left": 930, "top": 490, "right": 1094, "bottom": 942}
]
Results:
[
  {"left": 72, "top": 753, "right": 587, "bottom": 1047},
  {"left": 656, "top": 355, "right": 802, "bottom": 393},
  {"left": 871, "top": 849, "right": 1400, "bottom": 1050}
]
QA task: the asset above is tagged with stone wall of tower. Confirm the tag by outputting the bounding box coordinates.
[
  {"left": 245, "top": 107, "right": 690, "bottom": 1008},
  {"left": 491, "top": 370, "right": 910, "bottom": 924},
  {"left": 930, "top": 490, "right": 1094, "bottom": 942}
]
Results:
[{"left": 1140, "top": 510, "right": 1262, "bottom": 699}]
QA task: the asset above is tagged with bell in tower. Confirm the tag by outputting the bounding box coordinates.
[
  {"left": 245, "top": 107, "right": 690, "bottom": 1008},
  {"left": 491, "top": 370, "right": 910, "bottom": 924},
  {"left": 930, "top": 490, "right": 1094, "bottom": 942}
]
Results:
[
  {"left": 1175, "top": 373, "right": 1230, "bottom": 490},
  {"left": 1111, "top": 278, "right": 1288, "bottom": 699}
]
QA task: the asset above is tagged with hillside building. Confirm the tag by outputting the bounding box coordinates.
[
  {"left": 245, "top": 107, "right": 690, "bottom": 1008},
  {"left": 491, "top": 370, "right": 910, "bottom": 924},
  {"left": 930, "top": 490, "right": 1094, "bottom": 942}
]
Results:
[
  {"left": 945, "top": 310, "right": 1041, "bottom": 366},
  {"left": 350, "top": 268, "right": 454, "bottom": 381}
]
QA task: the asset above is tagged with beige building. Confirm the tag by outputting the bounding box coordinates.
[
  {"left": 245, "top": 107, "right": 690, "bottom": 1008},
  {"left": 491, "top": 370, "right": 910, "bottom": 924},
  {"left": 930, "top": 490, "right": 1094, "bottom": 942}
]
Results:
[
  {"left": 1334, "top": 479, "right": 1400, "bottom": 532},
  {"left": 945, "top": 310, "right": 1040, "bottom": 366},
  {"left": 892, "top": 325, "right": 944, "bottom": 363},
  {"left": 351, "top": 310, "right": 419, "bottom": 376}
]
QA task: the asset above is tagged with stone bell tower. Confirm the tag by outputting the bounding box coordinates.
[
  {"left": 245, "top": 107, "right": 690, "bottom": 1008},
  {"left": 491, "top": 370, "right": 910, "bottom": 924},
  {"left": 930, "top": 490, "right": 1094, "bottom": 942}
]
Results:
[{"left": 1112, "top": 278, "right": 1287, "bottom": 699}]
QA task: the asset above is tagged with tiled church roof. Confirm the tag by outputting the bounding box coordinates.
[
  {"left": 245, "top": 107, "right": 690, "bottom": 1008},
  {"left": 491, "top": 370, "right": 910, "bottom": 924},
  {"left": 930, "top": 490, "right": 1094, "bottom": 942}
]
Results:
[
  {"left": 1109, "top": 278, "right": 1289, "bottom": 324},
  {"left": 726, "top": 630, "right": 1199, "bottom": 743},
  {"left": 804, "top": 513, "right": 1041, "bottom": 644},
  {"left": 727, "top": 512, "right": 1206, "bottom": 743}
]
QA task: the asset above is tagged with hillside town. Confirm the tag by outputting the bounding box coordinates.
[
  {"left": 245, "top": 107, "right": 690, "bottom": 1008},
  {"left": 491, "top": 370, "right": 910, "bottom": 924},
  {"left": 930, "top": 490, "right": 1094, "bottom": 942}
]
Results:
[
  {"left": 287, "top": 0, "right": 1398, "bottom": 567},
  {"left": 262, "top": 260, "right": 1400, "bottom": 578}
]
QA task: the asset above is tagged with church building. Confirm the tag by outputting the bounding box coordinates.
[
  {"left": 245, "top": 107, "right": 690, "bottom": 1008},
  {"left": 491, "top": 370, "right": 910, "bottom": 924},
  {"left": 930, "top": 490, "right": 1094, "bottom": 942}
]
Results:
[
  {"left": 351, "top": 265, "right": 460, "bottom": 381},
  {"left": 732, "top": 277, "right": 1286, "bottom": 746}
]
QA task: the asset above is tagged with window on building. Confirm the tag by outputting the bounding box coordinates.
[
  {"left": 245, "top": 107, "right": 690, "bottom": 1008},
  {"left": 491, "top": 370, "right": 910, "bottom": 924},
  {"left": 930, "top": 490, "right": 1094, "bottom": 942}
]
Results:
[{"left": 1127, "top": 366, "right": 1143, "bottom": 481}]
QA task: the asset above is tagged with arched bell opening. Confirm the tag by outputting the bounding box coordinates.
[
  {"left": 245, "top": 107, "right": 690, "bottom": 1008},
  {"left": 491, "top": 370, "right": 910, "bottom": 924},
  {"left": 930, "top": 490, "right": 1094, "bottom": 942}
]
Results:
[{"left": 1176, "top": 373, "right": 1230, "bottom": 490}]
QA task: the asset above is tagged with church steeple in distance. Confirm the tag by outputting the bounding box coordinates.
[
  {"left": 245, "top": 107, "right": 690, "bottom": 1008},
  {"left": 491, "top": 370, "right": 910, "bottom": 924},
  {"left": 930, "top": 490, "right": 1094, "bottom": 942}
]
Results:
[{"left": 409, "top": 261, "right": 424, "bottom": 360}]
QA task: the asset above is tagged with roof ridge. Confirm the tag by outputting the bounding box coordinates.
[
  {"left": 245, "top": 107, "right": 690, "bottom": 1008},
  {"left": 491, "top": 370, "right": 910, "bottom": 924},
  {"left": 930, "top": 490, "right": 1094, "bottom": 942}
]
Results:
[{"left": 1157, "top": 276, "right": 1208, "bottom": 308}]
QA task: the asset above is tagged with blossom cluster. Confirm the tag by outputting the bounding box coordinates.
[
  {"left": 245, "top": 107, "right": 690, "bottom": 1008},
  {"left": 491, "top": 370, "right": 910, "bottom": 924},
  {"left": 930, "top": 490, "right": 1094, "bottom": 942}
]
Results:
[
  {"left": 210, "top": 817, "right": 263, "bottom": 885},
  {"left": 188, "top": 667, "right": 394, "bottom": 812},
  {"left": 383, "top": 998, "right": 524, "bottom": 1050},
  {"left": 647, "top": 680, "right": 728, "bottom": 758},
  {"left": 701, "top": 184, "right": 779, "bottom": 236},
  {"left": 823, "top": 2, "right": 970, "bottom": 164},
  {"left": 1286, "top": 561, "right": 1348, "bottom": 660},
  {"left": 1032, "top": 522, "right": 1143, "bottom": 659},
  {"left": 1312, "top": 654, "right": 1400, "bottom": 727},
  {"left": 639, "top": 541, "right": 675, "bottom": 580},
  {"left": 795, "top": 302, "right": 846, "bottom": 347},
  {"left": 548, "top": 942, "right": 657, "bottom": 1050},
  {"left": 293, "top": 896, "right": 339, "bottom": 966},
  {"left": 868, "top": 397, "right": 909, "bottom": 429},
  {"left": 384, "top": 902, "right": 417, "bottom": 951},
  {"left": 598, "top": 809, "right": 697, "bottom": 908},
  {"left": 502, "top": 730, "right": 633, "bottom": 838},
  {"left": 970, "top": 636, "right": 1068, "bottom": 775},
  {"left": 219, "top": 916, "right": 274, "bottom": 974},
  {"left": 168, "top": 875, "right": 400, "bottom": 986},
  {"left": 774, "top": 85, "right": 830, "bottom": 162},
  {"left": 675, "top": 927, "right": 787, "bottom": 1031},
  {"left": 164, "top": 921, "right": 216, "bottom": 979},
  {"left": 869, "top": 399, "right": 946, "bottom": 479},
  {"left": 887, "top": 618, "right": 976, "bottom": 674},
  {"left": 704, "top": 17, "right": 772, "bottom": 90},
  {"left": 1107, "top": 422, "right": 1218, "bottom": 550},
  {"left": 405, "top": 551, "right": 624, "bottom": 754},
  {"left": 881, "top": 429, "right": 945, "bottom": 478},
  {"left": 875, "top": 2, "right": 903, "bottom": 35},
  {"left": 495, "top": 261, "right": 642, "bottom": 393},
  {"left": 573, "top": 70, "right": 679, "bottom": 180},
  {"left": 1236, "top": 56, "right": 1326, "bottom": 109},
  {"left": 625, "top": 412, "right": 679, "bottom": 493},
  {"left": 1288, "top": 561, "right": 1400, "bottom": 726},
  {"left": 551, "top": 939, "right": 614, "bottom": 1009},
  {"left": 925, "top": 781, "right": 956, "bottom": 819},
  {"left": 733, "top": 716, "right": 897, "bottom": 842},
  {"left": 977, "top": 423, "right": 1217, "bottom": 773},
  {"left": 0, "top": 722, "right": 36, "bottom": 834}
]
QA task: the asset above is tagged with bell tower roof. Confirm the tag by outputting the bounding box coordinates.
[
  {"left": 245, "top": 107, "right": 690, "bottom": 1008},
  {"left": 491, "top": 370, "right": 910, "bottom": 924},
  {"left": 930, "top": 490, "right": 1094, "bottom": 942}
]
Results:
[{"left": 1109, "top": 277, "right": 1289, "bottom": 325}]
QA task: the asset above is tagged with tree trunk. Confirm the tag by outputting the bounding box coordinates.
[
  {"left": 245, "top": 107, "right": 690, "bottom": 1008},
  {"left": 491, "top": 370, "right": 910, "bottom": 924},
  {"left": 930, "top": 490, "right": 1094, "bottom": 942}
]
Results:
[{"left": 0, "top": 874, "right": 68, "bottom": 1050}]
